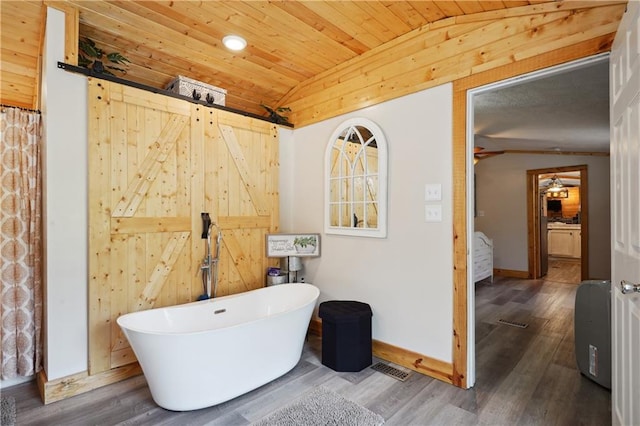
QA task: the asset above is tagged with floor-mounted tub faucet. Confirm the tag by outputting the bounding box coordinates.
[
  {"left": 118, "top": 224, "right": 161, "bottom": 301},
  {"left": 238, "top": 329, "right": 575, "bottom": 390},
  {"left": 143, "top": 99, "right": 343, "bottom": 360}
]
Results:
[
  {"left": 199, "top": 212, "right": 221, "bottom": 300},
  {"left": 199, "top": 213, "right": 213, "bottom": 300}
]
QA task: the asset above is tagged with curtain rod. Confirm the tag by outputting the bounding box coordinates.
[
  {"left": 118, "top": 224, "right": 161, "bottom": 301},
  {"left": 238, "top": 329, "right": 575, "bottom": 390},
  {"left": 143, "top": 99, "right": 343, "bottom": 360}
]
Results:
[{"left": 0, "top": 103, "right": 41, "bottom": 114}]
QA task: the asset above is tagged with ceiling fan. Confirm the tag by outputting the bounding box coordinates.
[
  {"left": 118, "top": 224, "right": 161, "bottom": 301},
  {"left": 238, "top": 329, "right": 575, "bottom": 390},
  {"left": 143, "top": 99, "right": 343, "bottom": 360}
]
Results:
[{"left": 474, "top": 146, "right": 505, "bottom": 163}]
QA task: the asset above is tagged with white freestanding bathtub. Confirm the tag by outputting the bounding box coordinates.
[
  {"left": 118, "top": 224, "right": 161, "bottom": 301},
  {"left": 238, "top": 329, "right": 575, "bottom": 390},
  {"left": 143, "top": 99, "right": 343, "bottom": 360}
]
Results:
[{"left": 116, "top": 283, "right": 319, "bottom": 411}]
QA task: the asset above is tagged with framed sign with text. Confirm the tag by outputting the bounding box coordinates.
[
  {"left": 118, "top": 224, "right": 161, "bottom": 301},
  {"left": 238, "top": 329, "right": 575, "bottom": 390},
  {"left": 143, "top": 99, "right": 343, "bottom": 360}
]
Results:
[{"left": 266, "top": 234, "right": 321, "bottom": 257}]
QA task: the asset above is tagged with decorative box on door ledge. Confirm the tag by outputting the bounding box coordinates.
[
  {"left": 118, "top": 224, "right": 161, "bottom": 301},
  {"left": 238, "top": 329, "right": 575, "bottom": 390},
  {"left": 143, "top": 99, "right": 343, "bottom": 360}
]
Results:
[{"left": 165, "top": 75, "right": 227, "bottom": 106}]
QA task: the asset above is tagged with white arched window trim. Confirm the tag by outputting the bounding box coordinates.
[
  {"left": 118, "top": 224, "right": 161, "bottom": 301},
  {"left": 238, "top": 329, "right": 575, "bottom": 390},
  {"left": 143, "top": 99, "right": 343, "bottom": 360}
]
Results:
[{"left": 324, "top": 118, "right": 388, "bottom": 238}]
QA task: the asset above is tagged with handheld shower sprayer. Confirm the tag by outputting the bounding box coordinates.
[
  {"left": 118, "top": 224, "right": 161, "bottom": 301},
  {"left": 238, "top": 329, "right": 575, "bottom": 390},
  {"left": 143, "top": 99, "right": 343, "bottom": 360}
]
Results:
[{"left": 201, "top": 212, "right": 212, "bottom": 239}]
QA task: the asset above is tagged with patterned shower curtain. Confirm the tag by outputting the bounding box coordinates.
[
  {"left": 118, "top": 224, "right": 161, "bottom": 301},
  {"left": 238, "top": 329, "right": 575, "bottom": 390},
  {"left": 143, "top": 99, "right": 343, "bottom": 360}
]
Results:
[{"left": 0, "top": 106, "right": 43, "bottom": 379}]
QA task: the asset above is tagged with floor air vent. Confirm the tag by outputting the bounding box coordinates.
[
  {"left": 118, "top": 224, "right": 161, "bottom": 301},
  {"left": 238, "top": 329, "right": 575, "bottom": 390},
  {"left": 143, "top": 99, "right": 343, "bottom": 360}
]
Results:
[
  {"left": 498, "top": 318, "right": 529, "bottom": 328},
  {"left": 371, "top": 362, "right": 411, "bottom": 382}
]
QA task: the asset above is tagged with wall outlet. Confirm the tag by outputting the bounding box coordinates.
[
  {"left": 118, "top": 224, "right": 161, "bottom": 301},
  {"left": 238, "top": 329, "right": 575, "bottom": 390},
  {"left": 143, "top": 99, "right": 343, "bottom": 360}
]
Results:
[
  {"left": 425, "top": 204, "right": 442, "bottom": 222},
  {"left": 425, "top": 183, "right": 442, "bottom": 201}
]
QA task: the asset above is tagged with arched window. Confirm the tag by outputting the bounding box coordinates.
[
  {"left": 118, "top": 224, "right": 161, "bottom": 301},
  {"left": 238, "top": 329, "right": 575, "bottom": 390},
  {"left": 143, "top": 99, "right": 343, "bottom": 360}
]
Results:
[{"left": 324, "top": 118, "right": 388, "bottom": 238}]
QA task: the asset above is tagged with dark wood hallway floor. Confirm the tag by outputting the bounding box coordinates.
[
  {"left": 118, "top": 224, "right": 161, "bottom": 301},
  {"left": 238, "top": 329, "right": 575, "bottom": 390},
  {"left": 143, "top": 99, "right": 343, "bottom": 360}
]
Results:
[
  {"left": 3, "top": 272, "right": 610, "bottom": 425},
  {"left": 546, "top": 257, "right": 582, "bottom": 284}
]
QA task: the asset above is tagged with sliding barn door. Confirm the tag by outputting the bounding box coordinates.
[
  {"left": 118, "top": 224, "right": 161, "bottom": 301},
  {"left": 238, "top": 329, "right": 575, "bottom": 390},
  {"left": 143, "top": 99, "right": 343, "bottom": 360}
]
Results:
[
  {"left": 207, "top": 111, "right": 279, "bottom": 297},
  {"left": 88, "top": 79, "right": 279, "bottom": 375}
]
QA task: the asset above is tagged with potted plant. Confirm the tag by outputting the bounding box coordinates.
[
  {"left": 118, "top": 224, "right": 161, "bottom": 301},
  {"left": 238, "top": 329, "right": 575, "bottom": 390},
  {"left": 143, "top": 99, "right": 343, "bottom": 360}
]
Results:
[
  {"left": 261, "top": 104, "right": 291, "bottom": 124},
  {"left": 78, "top": 37, "right": 130, "bottom": 75}
]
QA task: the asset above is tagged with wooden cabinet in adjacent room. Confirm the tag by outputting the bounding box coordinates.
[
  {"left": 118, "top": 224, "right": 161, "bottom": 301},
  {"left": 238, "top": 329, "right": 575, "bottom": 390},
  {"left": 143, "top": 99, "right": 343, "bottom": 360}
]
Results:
[{"left": 548, "top": 228, "right": 581, "bottom": 258}]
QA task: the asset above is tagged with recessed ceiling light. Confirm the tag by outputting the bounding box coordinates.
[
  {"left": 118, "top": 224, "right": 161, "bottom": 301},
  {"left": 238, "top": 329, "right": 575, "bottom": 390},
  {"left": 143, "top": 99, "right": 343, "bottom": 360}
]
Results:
[{"left": 223, "top": 35, "right": 247, "bottom": 51}]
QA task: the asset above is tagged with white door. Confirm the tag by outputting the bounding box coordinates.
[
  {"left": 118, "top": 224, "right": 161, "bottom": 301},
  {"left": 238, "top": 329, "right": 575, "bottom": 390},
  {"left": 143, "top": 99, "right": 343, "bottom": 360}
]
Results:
[{"left": 610, "top": 2, "right": 640, "bottom": 425}]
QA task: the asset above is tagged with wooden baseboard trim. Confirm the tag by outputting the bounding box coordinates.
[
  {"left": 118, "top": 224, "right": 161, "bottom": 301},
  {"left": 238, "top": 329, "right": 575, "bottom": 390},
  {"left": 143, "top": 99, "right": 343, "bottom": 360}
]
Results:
[
  {"left": 37, "top": 363, "right": 142, "bottom": 404},
  {"left": 308, "top": 318, "right": 454, "bottom": 385},
  {"left": 372, "top": 340, "right": 454, "bottom": 384},
  {"left": 308, "top": 317, "right": 322, "bottom": 336},
  {"left": 494, "top": 268, "right": 529, "bottom": 279}
]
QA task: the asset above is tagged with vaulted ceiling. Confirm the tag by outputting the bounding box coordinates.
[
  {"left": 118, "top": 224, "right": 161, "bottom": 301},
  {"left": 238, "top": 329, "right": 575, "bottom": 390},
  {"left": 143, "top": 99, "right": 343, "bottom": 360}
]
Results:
[{"left": 0, "top": 1, "right": 627, "bottom": 130}]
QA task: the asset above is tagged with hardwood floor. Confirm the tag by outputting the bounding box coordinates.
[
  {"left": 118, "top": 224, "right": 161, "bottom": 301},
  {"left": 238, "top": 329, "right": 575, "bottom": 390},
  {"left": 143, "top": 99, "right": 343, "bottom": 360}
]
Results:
[
  {"left": 3, "top": 272, "right": 610, "bottom": 425},
  {"left": 546, "top": 257, "right": 582, "bottom": 284}
]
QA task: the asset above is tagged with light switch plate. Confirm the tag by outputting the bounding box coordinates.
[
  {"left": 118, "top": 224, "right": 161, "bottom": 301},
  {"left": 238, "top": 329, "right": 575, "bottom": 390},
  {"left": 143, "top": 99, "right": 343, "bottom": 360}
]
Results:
[
  {"left": 425, "top": 204, "right": 442, "bottom": 222},
  {"left": 425, "top": 184, "right": 442, "bottom": 201}
]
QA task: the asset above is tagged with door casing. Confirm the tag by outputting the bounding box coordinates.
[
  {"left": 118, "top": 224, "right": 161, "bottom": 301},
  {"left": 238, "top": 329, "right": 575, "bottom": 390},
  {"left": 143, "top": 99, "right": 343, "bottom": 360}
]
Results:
[
  {"left": 460, "top": 53, "right": 607, "bottom": 388},
  {"left": 527, "top": 165, "right": 589, "bottom": 281}
]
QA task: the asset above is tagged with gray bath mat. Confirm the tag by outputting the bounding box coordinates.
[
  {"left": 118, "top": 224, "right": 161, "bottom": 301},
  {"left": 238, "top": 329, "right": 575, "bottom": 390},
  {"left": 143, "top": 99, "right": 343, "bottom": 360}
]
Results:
[
  {"left": 253, "top": 386, "right": 384, "bottom": 426},
  {"left": 1, "top": 396, "right": 16, "bottom": 426}
]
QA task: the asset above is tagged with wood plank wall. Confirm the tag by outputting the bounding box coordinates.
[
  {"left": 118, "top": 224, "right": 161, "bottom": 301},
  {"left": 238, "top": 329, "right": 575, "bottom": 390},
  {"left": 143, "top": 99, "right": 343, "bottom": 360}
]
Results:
[
  {"left": 560, "top": 187, "right": 581, "bottom": 219},
  {"left": 283, "top": 2, "right": 626, "bottom": 127}
]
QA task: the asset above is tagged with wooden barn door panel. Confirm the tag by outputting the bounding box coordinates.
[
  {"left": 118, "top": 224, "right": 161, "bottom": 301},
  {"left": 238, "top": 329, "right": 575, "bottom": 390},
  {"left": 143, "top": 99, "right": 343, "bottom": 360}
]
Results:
[
  {"left": 209, "top": 111, "right": 279, "bottom": 296},
  {"left": 89, "top": 79, "right": 279, "bottom": 375},
  {"left": 88, "top": 80, "right": 279, "bottom": 376},
  {"left": 88, "top": 79, "right": 204, "bottom": 374}
]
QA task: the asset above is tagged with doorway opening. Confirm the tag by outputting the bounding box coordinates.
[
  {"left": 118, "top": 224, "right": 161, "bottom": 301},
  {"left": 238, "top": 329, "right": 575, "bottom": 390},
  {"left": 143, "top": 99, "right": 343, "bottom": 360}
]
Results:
[
  {"left": 464, "top": 53, "right": 609, "bottom": 388},
  {"left": 527, "top": 165, "right": 588, "bottom": 283}
]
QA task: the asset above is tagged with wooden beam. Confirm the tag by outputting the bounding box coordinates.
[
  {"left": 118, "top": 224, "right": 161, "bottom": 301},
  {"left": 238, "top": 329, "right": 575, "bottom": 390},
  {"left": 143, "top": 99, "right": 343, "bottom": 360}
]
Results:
[
  {"left": 451, "top": 80, "right": 468, "bottom": 388},
  {"left": 33, "top": 2, "right": 48, "bottom": 109},
  {"left": 218, "top": 215, "right": 272, "bottom": 230},
  {"left": 44, "top": 1, "right": 79, "bottom": 65},
  {"left": 64, "top": 5, "right": 79, "bottom": 66},
  {"left": 110, "top": 217, "right": 191, "bottom": 234}
]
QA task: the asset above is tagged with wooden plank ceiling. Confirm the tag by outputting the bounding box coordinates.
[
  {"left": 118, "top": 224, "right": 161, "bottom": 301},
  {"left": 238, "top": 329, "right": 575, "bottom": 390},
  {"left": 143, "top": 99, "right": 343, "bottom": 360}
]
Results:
[
  {"left": 1, "top": 1, "right": 46, "bottom": 110},
  {"left": 0, "top": 1, "right": 626, "bottom": 124}
]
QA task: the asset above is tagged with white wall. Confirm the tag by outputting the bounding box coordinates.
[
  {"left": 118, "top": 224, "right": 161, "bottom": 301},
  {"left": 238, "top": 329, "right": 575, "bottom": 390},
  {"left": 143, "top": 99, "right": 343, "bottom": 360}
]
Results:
[
  {"left": 278, "top": 128, "right": 295, "bottom": 231},
  {"left": 474, "top": 153, "right": 611, "bottom": 279},
  {"left": 286, "top": 85, "right": 455, "bottom": 362},
  {"left": 41, "top": 7, "right": 88, "bottom": 380}
]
